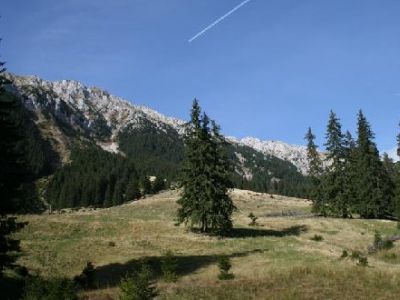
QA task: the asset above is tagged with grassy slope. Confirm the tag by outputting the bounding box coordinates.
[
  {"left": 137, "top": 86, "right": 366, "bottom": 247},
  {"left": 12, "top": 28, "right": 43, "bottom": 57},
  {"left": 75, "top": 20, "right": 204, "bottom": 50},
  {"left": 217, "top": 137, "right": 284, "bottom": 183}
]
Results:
[{"left": 14, "top": 190, "right": 400, "bottom": 299}]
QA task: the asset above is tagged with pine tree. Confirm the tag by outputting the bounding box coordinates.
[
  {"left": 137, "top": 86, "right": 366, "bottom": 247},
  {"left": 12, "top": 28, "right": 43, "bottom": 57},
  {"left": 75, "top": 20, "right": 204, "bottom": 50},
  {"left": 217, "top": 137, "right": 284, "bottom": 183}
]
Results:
[
  {"left": 119, "top": 264, "right": 157, "bottom": 300},
  {"left": 152, "top": 176, "right": 165, "bottom": 194},
  {"left": 304, "top": 127, "right": 323, "bottom": 213},
  {"left": 141, "top": 177, "right": 152, "bottom": 195},
  {"left": 322, "top": 111, "right": 349, "bottom": 217},
  {"left": 126, "top": 179, "right": 141, "bottom": 200},
  {"left": 0, "top": 45, "right": 25, "bottom": 277},
  {"left": 177, "top": 100, "right": 235, "bottom": 234},
  {"left": 353, "top": 111, "right": 394, "bottom": 218},
  {"left": 342, "top": 131, "right": 357, "bottom": 216},
  {"left": 177, "top": 99, "right": 203, "bottom": 230},
  {"left": 395, "top": 123, "right": 400, "bottom": 220}
]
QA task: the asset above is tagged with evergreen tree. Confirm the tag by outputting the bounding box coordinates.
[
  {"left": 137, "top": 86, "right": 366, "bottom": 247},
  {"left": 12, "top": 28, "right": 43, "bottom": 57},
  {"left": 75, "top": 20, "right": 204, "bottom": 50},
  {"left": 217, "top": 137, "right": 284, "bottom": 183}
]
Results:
[
  {"left": 304, "top": 127, "right": 323, "bottom": 213},
  {"left": 342, "top": 131, "right": 357, "bottom": 216},
  {"left": 140, "top": 177, "right": 152, "bottom": 195},
  {"left": 152, "top": 176, "right": 165, "bottom": 194},
  {"left": 119, "top": 264, "right": 157, "bottom": 300},
  {"left": 322, "top": 111, "right": 349, "bottom": 217},
  {"left": 353, "top": 111, "right": 394, "bottom": 218},
  {"left": 177, "top": 100, "right": 235, "bottom": 234},
  {"left": 126, "top": 180, "right": 141, "bottom": 200},
  {"left": 395, "top": 124, "right": 400, "bottom": 220},
  {"left": 0, "top": 46, "right": 25, "bottom": 277}
]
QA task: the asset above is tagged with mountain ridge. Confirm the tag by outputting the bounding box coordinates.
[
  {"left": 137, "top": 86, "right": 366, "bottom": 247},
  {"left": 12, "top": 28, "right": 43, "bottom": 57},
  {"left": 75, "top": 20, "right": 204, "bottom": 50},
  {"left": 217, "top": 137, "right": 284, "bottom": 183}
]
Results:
[{"left": 7, "top": 73, "right": 311, "bottom": 174}]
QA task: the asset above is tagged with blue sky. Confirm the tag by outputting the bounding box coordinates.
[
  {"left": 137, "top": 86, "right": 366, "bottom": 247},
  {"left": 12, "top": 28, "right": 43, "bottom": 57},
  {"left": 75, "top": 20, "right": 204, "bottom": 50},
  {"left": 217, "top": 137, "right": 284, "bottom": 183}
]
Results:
[{"left": 2, "top": 0, "right": 399, "bottom": 156}]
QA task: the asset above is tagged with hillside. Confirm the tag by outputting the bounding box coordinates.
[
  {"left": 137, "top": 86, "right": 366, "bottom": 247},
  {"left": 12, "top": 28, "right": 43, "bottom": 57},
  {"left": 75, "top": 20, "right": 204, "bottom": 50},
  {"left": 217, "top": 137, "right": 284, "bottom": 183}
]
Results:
[
  {"left": 3, "top": 73, "right": 313, "bottom": 209},
  {"left": 13, "top": 189, "right": 400, "bottom": 299}
]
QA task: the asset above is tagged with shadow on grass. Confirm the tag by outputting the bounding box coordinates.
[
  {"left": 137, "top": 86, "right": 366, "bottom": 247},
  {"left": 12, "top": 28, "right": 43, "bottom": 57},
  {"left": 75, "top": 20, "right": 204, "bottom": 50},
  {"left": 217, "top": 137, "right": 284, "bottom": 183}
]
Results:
[
  {"left": 93, "top": 225, "right": 307, "bottom": 289},
  {"left": 93, "top": 249, "right": 265, "bottom": 289},
  {"left": 226, "top": 225, "right": 308, "bottom": 238}
]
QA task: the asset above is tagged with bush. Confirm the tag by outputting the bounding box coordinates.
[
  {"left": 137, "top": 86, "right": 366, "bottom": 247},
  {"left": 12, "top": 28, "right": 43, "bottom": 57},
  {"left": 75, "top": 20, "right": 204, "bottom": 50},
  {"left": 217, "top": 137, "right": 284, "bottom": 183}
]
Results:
[
  {"left": 374, "top": 232, "right": 383, "bottom": 248},
  {"left": 14, "top": 265, "right": 29, "bottom": 277},
  {"left": 74, "top": 261, "right": 95, "bottom": 289},
  {"left": 310, "top": 234, "right": 324, "bottom": 242},
  {"left": 108, "top": 241, "right": 116, "bottom": 247},
  {"left": 357, "top": 256, "right": 368, "bottom": 267},
  {"left": 161, "top": 250, "right": 178, "bottom": 282},
  {"left": 217, "top": 256, "right": 234, "bottom": 280},
  {"left": 350, "top": 251, "right": 362, "bottom": 260},
  {"left": 340, "top": 250, "right": 348, "bottom": 259},
  {"left": 119, "top": 264, "right": 157, "bottom": 300},
  {"left": 383, "top": 253, "right": 397, "bottom": 260},
  {"left": 248, "top": 213, "right": 258, "bottom": 227},
  {"left": 23, "top": 276, "right": 78, "bottom": 300},
  {"left": 369, "top": 232, "right": 394, "bottom": 253}
]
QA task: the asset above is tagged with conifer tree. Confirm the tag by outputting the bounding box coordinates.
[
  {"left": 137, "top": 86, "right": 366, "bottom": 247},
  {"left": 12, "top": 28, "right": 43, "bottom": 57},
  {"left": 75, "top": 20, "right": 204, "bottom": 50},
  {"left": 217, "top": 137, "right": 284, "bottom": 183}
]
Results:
[
  {"left": 322, "top": 111, "right": 349, "bottom": 217},
  {"left": 395, "top": 124, "right": 400, "bottom": 220},
  {"left": 126, "top": 180, "right": 141, "bottom": 200},
  {"left": 0, "top": 44, "right": 24, "bottom": 277},
  {"left": 152, "top": 176, "right": 165, "bottom": 194},
  {"left": 353, "top": 111, "right": 394, "bottom": 218},
  {"left": 304, "top": 127, "right": 323, "bottom": 213},
  {"left": 141, "top": 177, "right": 152, "bottom": 195},
  {"left": 177, "top": 100, "right": 235, "bottom": 234},
  {"left": 342, "top": 131, "right": 357, "bottom": 216}
]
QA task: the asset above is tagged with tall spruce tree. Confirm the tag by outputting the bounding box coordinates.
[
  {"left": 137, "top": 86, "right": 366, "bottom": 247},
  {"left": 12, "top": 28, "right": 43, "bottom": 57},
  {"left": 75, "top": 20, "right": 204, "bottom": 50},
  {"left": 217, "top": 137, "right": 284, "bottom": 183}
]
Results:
[
  {"left": 322, "top": 111, "right": 349, "bottom": 217},
  {"left": 304, "top": 127, "right": 323, "bottom": 213},
  {"left": 353, "top": 111, "right": 394, "bottom": 218},
  {"left": 342, "top": 131, "right": 357, "bottom": 216},
  {"left": 177, "top": 100, "right": 235, "bottom": 234},
  {"left": 0, "top": 43, "right": 24, "bottom": 277},
  {"left": 395, "top": 124, "right": 400, "bottom": 220}
]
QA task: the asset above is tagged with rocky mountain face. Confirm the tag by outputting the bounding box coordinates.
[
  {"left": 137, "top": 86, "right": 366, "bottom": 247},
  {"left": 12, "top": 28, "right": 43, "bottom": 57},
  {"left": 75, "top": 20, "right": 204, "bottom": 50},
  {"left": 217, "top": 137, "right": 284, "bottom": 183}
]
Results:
[
  {"left": 227, "top": 137, "right": 310, "bottom": 175},
  {"left": 5, "top": 73, "right": 312, "bottom": 198},
  {"left": 7, "top": 73, "right": 311, "bottom": 172}
]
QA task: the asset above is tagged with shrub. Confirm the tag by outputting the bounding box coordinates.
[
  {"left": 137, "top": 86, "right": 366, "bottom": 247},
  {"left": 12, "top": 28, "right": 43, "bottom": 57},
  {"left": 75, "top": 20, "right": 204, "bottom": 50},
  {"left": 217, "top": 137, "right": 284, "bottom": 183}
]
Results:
[
  {"left": 374, "top": 232, "right": 383, "bottom": 248},
  {"left": 383, "top": 253, "right": 397, "bottom": 260},
  {"left": 383, "top": 240, "right": 394, "bottom": 250},
  {"left": 369, "top": 232, "right": 394, "bottom": 253},
  {"left": 217, "top": 256, "right": 234, "bottom": 280},
  {"left": 310, "top": 234, "right": 323, "bottom": 242},
  {"left": 350, "top": 251, "right": 361, "bottom": 260},
  {"left": 74, "top": 261, "right": 95, "bottom": 289},
  {"left": 248, "top": 213, "right": 258, "bottom": 227},
  {"left": 119, "top": 264, "right": 157, "bottom": 300},
  {"left": 161, "top": 250, "right": 178, "bottom": 282},
  {"left": 14, "top": 265, "right": 29, "bottom": 277},
  {"left": 23, "top": 276, "right": 78, "bottom": 300},
  {"left": 357, "top": 256, "right": 368, "bottom": 267},
  {"left": 108, "top": 241, "right": 116, "bottom": 247},
  {"left": 340, "top": 250, "right": 348, "bottom": 259}
]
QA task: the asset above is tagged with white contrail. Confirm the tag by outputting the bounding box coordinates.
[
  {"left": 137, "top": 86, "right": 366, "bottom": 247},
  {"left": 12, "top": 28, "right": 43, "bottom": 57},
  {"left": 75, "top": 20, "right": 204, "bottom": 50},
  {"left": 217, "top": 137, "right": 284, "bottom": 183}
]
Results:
[{"left": 188, "top": 0, "right": 253, "bottom": 43}]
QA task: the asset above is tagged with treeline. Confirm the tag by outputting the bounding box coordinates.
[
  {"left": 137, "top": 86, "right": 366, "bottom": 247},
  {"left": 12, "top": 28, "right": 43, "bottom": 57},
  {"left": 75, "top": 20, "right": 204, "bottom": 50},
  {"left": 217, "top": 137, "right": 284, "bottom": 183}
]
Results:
[
  {"left": 306, "top": 110, "right": 399, "bottom": 219},
  {"left": 46, "top": 145, "right": 166, "bottom": 209},
  {"left": 0, "top": 90, "right": 57, "bottom": 212},
  {"left": 227, "top": 144, "right": 312, "bottom": 198},
  {"left": 118, "top": 121, "right": 184, "bottom": 181}
]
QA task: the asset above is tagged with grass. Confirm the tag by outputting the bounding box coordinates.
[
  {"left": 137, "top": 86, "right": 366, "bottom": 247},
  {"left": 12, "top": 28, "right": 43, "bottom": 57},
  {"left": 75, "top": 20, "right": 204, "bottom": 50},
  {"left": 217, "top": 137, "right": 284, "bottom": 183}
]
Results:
[{"left": 12, "top": 189, "right": 400, "bottom": 299}]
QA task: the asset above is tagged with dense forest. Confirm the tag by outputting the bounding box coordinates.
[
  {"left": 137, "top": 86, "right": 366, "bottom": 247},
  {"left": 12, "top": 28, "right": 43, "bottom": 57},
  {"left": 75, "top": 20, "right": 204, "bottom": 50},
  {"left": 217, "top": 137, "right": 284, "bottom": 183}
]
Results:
[
  {"left": 46, "top": 145, "right": 142, "bottom": 209},
  {"left": 306, "top": 110, "right": 400, "bottom": 220}
]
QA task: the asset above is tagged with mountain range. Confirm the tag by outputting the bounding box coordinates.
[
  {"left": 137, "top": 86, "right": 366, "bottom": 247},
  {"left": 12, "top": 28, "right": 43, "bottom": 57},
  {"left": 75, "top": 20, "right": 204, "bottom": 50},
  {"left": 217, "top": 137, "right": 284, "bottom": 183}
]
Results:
[{"left": 5, "top": 73, "right": 312, "bottom": 207}]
